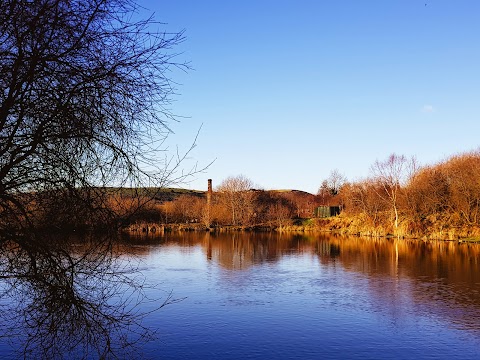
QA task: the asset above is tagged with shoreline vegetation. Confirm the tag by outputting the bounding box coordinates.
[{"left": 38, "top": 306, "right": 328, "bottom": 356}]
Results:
[
  {"left": 4, "top": 150, "right": 480, "bottom": 243},
  {"left": 120, "top": 150, "right": 480, "bottom": 243},
  {"left": 124, "top": 218, "right": 480, "bottom": 243}
]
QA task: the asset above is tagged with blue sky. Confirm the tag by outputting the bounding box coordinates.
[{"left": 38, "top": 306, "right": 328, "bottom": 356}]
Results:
[{"left": 141, "top": 0, "right": 480, "bottom": 194}]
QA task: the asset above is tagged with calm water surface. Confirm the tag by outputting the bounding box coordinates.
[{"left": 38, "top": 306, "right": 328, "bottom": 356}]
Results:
[{"left": 129, "top": 232, "right": 480, "bottom": 360}]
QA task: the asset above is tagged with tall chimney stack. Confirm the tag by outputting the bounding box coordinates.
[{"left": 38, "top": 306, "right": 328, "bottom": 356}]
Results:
[{"left": 207, "top": 179, "right": 212, "bottom": 206}]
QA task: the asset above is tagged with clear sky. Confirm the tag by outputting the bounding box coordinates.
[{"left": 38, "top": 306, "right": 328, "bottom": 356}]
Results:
[{"left": 141, "top": 0, "right": 480, "bottom": 194}]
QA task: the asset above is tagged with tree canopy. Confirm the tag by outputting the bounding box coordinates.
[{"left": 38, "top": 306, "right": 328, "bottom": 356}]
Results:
[{"left": 1, "top": 0, "right": 187, "bottom": 232}]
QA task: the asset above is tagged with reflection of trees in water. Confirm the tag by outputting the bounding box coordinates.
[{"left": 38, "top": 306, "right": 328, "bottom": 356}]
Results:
[
  {"left": 163, "top": 232, "right": 480, "bottom": 332},
  {"left": 0, "top": 233, "right": 172, "bottom": 359},
  {"left": 205, "top": 232, "right": 323, "bottom": 270},
  {"left": 316, "top": 236, "right": 480, "bottom": 332}
]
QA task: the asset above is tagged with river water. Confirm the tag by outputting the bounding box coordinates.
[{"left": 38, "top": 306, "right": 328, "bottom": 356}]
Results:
[
  {"left": 1, "top": 232, "right": 480, "bottom": 359},
  {"left": 129, "top": 232, "right": 480, "bottom": 359}
]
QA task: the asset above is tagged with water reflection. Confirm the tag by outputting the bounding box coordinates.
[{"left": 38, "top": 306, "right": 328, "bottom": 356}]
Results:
[
  {"left": 132, "top": 231, "right": 480, "bottom": 276},
  {"left": 0, "top": 233, "right": 171, "bottom": 359},
  {"left": 129, "top": 231, "right": 480, "bottom": 337}
]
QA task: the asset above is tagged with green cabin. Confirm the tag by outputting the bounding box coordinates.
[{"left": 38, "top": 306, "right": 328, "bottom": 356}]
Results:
[{"left": 314, "top": 206, "right": 341, "bottom": 218}]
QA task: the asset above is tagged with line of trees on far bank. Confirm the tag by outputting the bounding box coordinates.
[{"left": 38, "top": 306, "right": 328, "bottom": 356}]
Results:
[
  {"left": 120, "top": 149, "right": 480, "bottom": 238},
  {"left": 111, "top": 175, "right": 318, "bottom": 228},
  {"left": 338, "top": 150, "right": 480, "bottom": 237}
]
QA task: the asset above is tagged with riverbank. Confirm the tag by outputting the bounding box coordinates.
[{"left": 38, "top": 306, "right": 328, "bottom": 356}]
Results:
[
  {"left": 124, "top": 216, "right": 480, "bottom": 242},
  {"left": 311, "top": 214, "right": 480, "bottom": 242}
]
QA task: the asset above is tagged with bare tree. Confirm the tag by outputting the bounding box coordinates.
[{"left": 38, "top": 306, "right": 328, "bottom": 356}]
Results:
[
  {"left": 327, "top": 169, "right": 347, "bottom": 196},
  {"left": 370, "top": 154, "right": 415, "bottom": 232},
  {"left": 317, "top": 180, "right": 332, "bottom": 204},
  {"left": 317, "top": 169, "right": 346, "bottom": 204},
  {"left": 0, "top": 0, "right": 190, "bottom": 357},
  {"left": 267, "top": 200, "right": 294, "bottom": 228},
  {"left": 0, "top": 0, "right": 190, "bottom": 232},
  {"left": 341, "top": 178, "right": 388, "bottom": 227},
  {"left": 216, "top": 175, "right": 255, "bottom": 226},
  {"left": 405, "top": 150, "right": 480, "bottom": 230}
]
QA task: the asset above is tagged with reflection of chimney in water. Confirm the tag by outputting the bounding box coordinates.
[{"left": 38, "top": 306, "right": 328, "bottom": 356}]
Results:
[{"left": 207, "top": 179, "right": 212, "bottom": 206}]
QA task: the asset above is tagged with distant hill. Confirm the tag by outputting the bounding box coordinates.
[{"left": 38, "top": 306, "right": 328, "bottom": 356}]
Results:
[
  {"left": 106, "top": 187, "right": 205, "bottom": 202},
  {"left": 270, "top": 189, "right": 315, "bottom": 196},
  {"left": 108, "top": 187, "right": 315, "bottom": 203},
  {"left": 153, "top": 188, "right": 205, "bottom": 202},
  {"left": 156, "top": 188, "right": 316, "bottom": 202}
]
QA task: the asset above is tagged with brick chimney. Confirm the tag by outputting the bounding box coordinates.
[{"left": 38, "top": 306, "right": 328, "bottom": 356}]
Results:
[{"left": 207, "top": 179, "right": 212, "bottom": 206}]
